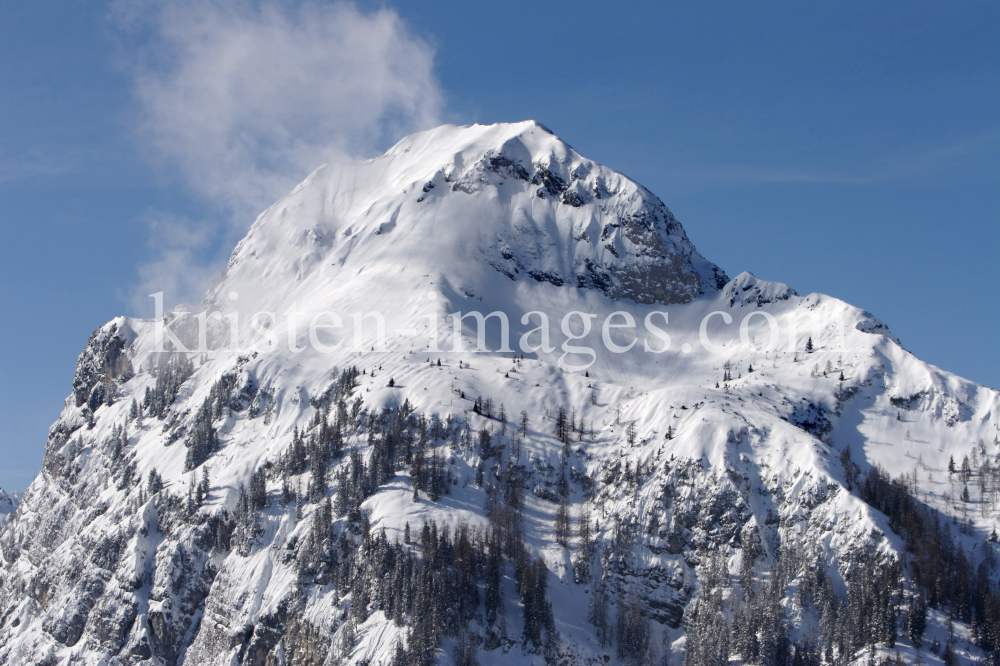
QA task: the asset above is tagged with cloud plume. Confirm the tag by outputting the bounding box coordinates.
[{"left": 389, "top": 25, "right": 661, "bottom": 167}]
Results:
[
  {"left": 113, "top": 0, "right": 442, "bottom": 307},
  {"left": 127, "top": 210, "right": 223, "bottom": 314}
]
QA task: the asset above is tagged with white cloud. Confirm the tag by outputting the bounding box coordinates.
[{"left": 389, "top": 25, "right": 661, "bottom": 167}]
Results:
[
  {"left": 112, "top": 0, "right": 442, "bottom": 307},
  {"left": 128, "top": 211, "right": 223, "bottom": 313}
]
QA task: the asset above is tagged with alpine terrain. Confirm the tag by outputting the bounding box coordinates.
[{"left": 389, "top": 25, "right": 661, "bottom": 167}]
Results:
[
  {"left": 1, "top": 121, "right": 998, "bottom": 666},
  {"left": 0, "top": 492, "right": 17, "bottom": 529}
]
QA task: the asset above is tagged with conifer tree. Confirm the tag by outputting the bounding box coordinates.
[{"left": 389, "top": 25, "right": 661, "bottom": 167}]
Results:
[
  {"left": 146, "top": 468, "right": 163, "bottom": 495},
  {"left": 485, "top": 534, "right": 502, "bottom": 625},
  {"left": 199, "top": 466, "right": 210, "bottom": 503},
  {"left": 428, "top": 450, "right": 442, "bottom": 501},
  {"left": 909, "top": 592, "right": 927, "bottom": 649},
  {"left": 184, "top": 398, "right": 218, "bottom": 471},
  {"left": 589, "top": 578, "right": 612, "bottom": 647},
  {"left": 555, "top": 494, "right": 571, "bottom": 547},
  {"left": 617, "top": 592, "right": 651, "bottom": 666}
]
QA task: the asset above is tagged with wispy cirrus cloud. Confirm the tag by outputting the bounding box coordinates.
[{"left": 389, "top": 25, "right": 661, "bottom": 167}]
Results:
[
  {"left": 0, "top": 148, "right": 98, "bottom": 185},
  {"left": 110, "top": 0, "right": 443, "bottom": 308}
]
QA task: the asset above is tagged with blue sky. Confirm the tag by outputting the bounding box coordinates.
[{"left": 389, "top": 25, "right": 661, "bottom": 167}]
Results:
[{"left": 1, "top": 0, "right": 997, "bottom": 491}]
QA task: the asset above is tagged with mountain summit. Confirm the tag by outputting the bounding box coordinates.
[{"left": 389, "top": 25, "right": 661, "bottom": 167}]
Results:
[
  {"left": 1, "top": 123, "right": 998, "bottom": 666},
  {"left": 219, "top": 121, "right": 725, "bottom": 317}
]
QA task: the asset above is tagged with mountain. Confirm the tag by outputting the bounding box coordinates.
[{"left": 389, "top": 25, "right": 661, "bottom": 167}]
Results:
[
  {"left": 0, "top": 491, "right": 17, "bottom": 528},
  {"left": 1, "top": 121, "right": 998, "bottom": 666}
]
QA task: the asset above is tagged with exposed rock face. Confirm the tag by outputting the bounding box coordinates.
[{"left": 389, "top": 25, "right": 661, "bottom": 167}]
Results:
[
  {"left": 0, "top": 492, "right": 16, "bottom": 529},
  {"left": 448, "top": 135, "right": 728, "bottom": 305},
  {"left": 72, "top": 319, "right": 137, "bottom": 410}
]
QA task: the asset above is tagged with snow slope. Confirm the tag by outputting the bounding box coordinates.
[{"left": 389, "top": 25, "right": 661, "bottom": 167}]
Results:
[{"left": 0, "top": 121, "right": 997, "bottom": 666}]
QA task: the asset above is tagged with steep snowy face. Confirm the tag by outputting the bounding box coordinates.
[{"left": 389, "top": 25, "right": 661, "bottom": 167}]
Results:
[{"left": 220, "top": 121, "right": 726, "bottom": 318}]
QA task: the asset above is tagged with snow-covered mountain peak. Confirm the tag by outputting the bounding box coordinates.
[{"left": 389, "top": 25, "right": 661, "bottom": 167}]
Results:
[
  {"left": 3, "top": 122, "right": 1000, "bottom": 666},
  {"left": 375, "top": 120, "right": 602, "bottom": 192},
  {"left": 722, "top": 271, "right": 797, "bottom": 308},
  {"left": 379, "top": 120, "right": 566, "bottom": 172},
  {"left": 221, "top": 122, "right": 727, "bottom": 317}
]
